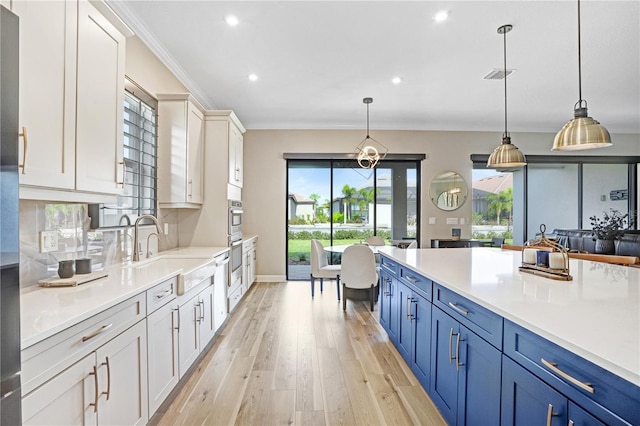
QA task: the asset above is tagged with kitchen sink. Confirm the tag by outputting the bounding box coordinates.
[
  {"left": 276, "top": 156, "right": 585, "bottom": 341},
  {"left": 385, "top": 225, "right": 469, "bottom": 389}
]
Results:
[{"left": 128, "top": 256, "right": 216, "bottom": 295}]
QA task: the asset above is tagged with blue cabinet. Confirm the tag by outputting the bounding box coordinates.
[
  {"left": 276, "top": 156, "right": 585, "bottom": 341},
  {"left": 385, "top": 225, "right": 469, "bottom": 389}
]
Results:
[
  {"left": 397, "top": 280, "right": 431, "bottom": 390},
  {"left": 503, "top": 320, "right": 639, "bottom": 426},
  {"left": 502, "top": 356, "right": 608, "bottom": 426},
  {"left": 430, "top": 306, "right": 502, "bottom": 426}
]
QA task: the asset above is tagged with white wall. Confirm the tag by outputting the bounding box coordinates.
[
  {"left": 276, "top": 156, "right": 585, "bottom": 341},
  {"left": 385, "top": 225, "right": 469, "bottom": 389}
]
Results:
[{"left": 242, "top": 129, "right": 639, "bottom": 279}]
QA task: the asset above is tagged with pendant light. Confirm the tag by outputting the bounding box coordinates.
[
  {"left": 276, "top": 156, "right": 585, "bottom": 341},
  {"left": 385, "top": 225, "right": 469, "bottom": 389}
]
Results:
[
  {"left": 487, "top": 25, "right": 527, "bottom": 169},
  {"left": 552, "top": 0, "right": 611, "bottom": 151},
  {"left": 355, "top": 97, "right": 388, "bottom": 169}
]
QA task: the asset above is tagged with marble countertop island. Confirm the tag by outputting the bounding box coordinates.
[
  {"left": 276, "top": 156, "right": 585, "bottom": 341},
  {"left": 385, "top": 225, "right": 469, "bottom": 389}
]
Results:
[
  {"left": 20, "top": 246, "right": 229, "bottom": 349},
  {"left": 378, "top": 246, "right": 640, "bottom": 386}
]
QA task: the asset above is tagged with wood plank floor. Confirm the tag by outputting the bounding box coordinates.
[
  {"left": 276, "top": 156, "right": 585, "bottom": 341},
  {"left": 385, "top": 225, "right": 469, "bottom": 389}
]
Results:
[{"left": 152, "top": 281, "right": 446, "bottom": 426}]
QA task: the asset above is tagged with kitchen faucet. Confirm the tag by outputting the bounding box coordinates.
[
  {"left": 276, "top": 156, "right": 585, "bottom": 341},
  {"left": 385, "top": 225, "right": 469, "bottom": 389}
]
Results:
[{"left": 133, "top": 214, "right": 163, "bottom": 262}]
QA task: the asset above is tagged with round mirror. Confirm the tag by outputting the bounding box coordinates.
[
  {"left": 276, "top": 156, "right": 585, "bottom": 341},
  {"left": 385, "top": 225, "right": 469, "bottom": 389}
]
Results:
[{"left": 430, "top": 171, "right": 468, "bottom": 211}]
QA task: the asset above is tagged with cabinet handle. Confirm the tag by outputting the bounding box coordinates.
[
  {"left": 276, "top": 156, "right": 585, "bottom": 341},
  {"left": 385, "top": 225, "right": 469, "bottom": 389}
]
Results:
[
  {"left": 404, "top": 275, "right": 418, "bottom": 284},
  {"left": 18, "top": 127, "right": 27, "bottom": 174},
  {"left": 155, "top": 288, "right": 173, "bottom": 299},
  {"left": 89, "top": 365, "right": 99, "bottom": 413},
  {"left": 449, "top": 328, "right": 458, "bottom": 364},
  {"left": 541, "top": 358, "right": 595, "bottom": 394},
  {"left": 116, "top": 161, "right": 125, "bottom": 187},
  {"left": 235, "top": 168, "right": 240, "bottom": 181},
  {"left": 383, "top": 278, "right": 390, "bottom": 296},
  {"left": 82, "top": 324, "right": 113, "bottom": 342},
  {"left": 199, "top": 300, "right": 205, "bottom": 321},
  {"left": 568, "top": 421, "right": 574, "bottom": 426},
  {"left": 448, "top": 302, "right": 469, "bottom": 316},
  {"left": 455, "top": 333, "right": 465, "bottom": 372},
  {"left": 546, "top": 404, "right": 558, "bottom": 426},
  {"left": 406, "top": 296, "right": 415, "bottom": 321},
  {"left": 173, "top": 307, "right": 180, "bottom": 331},
  {"left": 188, "top": 179, "right": 193, "bottom": 199},
  {"left": 194, "top": 303, "right": 200, "bottom": 323},
  {"left": 101, "top": 357, "right": 111, "bottom": 400}
]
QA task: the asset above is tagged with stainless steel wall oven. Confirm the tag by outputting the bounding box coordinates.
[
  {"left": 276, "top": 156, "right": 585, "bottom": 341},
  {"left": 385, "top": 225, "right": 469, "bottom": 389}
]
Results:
[{"left": 228, "top": 200, "right": 243, "bottom": 298}]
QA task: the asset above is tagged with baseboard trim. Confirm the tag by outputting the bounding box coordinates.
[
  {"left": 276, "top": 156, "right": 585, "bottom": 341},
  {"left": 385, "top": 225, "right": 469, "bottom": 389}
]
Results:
[{"left": 256, "top": 274, "right": 286, "bottom": 283}]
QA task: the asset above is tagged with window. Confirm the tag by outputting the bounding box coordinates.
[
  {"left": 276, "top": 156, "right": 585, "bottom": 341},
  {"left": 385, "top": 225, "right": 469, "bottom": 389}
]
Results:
[
  {"left": 90, "top": 80, "right": 158, "bottom": 227},
  {"left": 286, "top": 158, "right": 421, "bottom": 280}
]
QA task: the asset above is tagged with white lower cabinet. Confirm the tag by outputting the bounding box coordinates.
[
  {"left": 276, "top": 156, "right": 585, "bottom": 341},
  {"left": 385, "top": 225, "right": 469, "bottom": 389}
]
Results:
[
  {"left": 146, "top": 300, "right": 179, "bottom": 417},
  {"left": 22, "top": 320, "right": 148, "bottom": 426},
  {"left": 177, "top": 280, "right": 216, "bottom": 379}
]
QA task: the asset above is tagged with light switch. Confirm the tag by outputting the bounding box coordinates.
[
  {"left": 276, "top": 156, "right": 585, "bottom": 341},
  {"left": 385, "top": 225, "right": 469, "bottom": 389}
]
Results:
[
  {"left": 446, "top": 217, "right": 459, "bottom": 225},
  {"left": 428, "top": 217, "right": 436, "bottom": 225},
  {"left": 460, "top": 218, "right": 466, "bottom": 225},
  {"left": 39, "top": 230, "right": 59, "bottom": 253}
]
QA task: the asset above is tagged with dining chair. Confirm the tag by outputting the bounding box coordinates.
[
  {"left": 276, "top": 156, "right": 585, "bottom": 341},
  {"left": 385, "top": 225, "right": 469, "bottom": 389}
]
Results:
[
  {"left": 491, "top": 237, "right": 505, "bottom": 247},
  {"left": 341, "top": 244, "right": 378, "bottom": 311},
  {"left": 366, "top": 235, "right": 385, "bottom": 265},
  {"left": 310, "top": 239, "right": 341, "bottom": 300},
  {"left": 406, "top": 240, "right": 418, "bottom": 248}
]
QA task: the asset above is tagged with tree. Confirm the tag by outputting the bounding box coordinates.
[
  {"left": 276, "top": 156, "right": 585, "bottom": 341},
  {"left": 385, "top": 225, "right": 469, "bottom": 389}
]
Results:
[
  {"left": 358, "top": 188, "right": 376, "bottom": 223},
  {"left": 341, "top": 185, "right": 358, "bottom": 222},
  {"left": 309, "top": 193, "right": 320, "bottom": 215},
  {"left": 486, "top": 188, "right": 513, "bottom": 226}
]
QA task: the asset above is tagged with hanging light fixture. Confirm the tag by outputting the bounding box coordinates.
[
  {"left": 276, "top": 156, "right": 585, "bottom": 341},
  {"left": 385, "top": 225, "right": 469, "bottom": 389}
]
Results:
[
  {"left": 487, "top": 24, "right": 527, "bottom": 169},
  {"left": 552, "top": 0, "right": 611, "bottom": 150},
  {"left": 355, "top": 97, "right": 388, "bottom": 169}
]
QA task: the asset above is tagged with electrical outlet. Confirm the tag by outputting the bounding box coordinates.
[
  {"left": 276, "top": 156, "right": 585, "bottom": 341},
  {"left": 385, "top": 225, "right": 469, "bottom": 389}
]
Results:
[
  {"left": 164, "top": 223, "right": 169, "bottom": 234},
  {"left": 39, "top": 230, "right": 59, "bottom": 253}
]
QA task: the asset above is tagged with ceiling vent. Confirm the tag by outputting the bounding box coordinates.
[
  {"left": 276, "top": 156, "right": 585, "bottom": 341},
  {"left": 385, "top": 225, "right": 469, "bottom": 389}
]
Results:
[{"left": 483, "top": 68, "right": 515, "bottom": 80}]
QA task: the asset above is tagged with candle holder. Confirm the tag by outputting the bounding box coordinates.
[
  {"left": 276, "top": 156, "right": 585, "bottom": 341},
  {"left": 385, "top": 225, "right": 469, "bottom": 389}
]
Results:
[{"left": 518, "top": 224, "right": 573, "bottom": 281}]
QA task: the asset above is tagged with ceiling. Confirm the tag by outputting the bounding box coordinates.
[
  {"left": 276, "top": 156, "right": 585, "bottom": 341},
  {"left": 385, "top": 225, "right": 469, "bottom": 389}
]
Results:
[{"left": 107, "top": 1, "right": 639, "bottom": 134}]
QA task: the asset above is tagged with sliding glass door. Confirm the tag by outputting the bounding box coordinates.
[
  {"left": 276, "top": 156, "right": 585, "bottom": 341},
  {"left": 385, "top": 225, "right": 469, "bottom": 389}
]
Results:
[{"left": 287, "top": 159, "right": 420, "bottom": 280}]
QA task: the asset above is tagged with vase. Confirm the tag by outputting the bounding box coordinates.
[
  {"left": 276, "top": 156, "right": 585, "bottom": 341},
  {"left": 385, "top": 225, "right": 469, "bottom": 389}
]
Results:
[
  {"left": 57, "top": 260, "right": 75, "bottom": 278},
  {"left": 594, "top": 239, "right": 615, "bottom": 255}
]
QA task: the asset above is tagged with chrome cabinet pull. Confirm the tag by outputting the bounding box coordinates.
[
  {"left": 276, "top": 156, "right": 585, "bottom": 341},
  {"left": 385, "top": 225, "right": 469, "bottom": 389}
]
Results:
[
  {"left": 448, "top": 302, "right": 469, "bottom": 316},
  {"left": 449, "top": 328, "right": 458, "bottom": 364},
  {"left": 404, "top": 275, "right": 418, "bottom": 284},
  {"left": 89, "top": 365, "right": 99, "bottom": 413},
  {"left": 568, "top": 421, "right": 574, "bottom": 426},
  {"left": 155, "top": 288, "right": 172, "bottom": 299},
  {"left": 455, "top": 333, "right": 465, "bottom": 372},
  {"left": 173, "top": 307, "right": 180, "bottom": 331},
  {"left": 546, "top": 404, "right": 558, "bottom": 426},
  {"left": 82, "top": 324, "right": 113, "bottom": 342},
  {"left": 18, "top": 127, "right": 27, "bottom": 174},
  {"left": 101, "top": 357, "right": 111, "bottom": 400},
  {"left": 406, "top": 296, "right": 415, "bottom": 321},
  {"left": 541, "top": 358, "right": 595, "bottom": 394},
  {"left": 117, "top": 161, "right": 125, "bottom": 187},
  {"left": 194, "top": 304, "right": 200, "bottom": 323},
  {"left": 199, "top": 300, "right": 205, "bottom": 321}
]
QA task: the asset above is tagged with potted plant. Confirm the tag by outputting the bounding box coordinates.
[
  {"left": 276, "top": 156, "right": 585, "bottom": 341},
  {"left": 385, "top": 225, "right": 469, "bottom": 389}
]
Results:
[{"left": 589, "top": 209, "right": 632, "bottom": 254}]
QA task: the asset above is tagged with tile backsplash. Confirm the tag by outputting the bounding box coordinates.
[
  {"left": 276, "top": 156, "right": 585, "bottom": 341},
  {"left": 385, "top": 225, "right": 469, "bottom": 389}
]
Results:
[{"left": 19, "top": 200, "right": 178, "bottom": 288}]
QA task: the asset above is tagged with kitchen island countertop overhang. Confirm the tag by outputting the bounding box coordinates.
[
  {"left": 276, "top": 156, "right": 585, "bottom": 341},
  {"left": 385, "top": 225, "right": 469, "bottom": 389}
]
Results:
[{"left": 377, "top": 246, "right": 640, "bottom": 386}]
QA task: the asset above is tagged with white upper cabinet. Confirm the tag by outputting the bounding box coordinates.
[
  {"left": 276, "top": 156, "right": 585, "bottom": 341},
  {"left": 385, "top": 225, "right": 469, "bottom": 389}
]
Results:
[
  {"left": 204, "top": 110, "right": 246, "bottom": 197},
  {"left": 157, "top": 94, "right": 205, "bottom": 208},
  {"left": 14, "top": 0, "right": 126, "bottom": 202},
  {"left": 13, "top": 0, "right": 77, "bottom": 190},
  {"left": 75, "top": 0, "right": 126, "bottom": 195},
  {"left": 229, "top": 123, "right": 243, "bottom": 188}
]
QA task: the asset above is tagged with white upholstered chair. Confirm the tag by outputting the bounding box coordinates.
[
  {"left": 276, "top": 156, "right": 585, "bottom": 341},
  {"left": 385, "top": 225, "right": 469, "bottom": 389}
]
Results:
[
  {"left": 310, "top": 239, "right": 341, "bottom": 299},
  {"left": 365, "top": 236, "right": 386, "bottom": 246},
  {"left": 406, "top": 240, "right": 418, "bottom": 248},
  {"left": 365, "top": 235, "right": 385, "bottom": 265},
  {"left": 341, "top": 244, "right": 379, "bottom": 311}
]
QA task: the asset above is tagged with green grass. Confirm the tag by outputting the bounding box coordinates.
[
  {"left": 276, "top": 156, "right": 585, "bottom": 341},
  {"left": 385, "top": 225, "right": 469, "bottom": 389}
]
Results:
[{"left": 288, "top": 238, "right": 366, "bottom": 261}]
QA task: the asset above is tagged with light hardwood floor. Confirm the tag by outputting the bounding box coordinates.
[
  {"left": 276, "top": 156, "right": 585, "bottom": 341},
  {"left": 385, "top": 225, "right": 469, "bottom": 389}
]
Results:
[{"left": 152, "top": 281, "right": 446, "bottom": 426}]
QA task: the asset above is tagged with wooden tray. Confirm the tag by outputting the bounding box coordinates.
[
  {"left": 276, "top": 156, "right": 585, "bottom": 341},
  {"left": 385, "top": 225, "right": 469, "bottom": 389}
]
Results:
[
  {"left": 38, "top": 270, "right": 109, "bottom": 287},
  {"left": 519, "top": 265, "right": 573, "bottom": 281}
]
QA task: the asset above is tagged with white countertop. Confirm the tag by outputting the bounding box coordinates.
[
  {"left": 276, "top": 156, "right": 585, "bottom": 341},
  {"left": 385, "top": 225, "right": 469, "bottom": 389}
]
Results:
[
  {"left": 378, "top": 246, "right": 640, "bottom": 386},
  {"left": 20, "top": 246, "right": 229, "bottom": 349}
]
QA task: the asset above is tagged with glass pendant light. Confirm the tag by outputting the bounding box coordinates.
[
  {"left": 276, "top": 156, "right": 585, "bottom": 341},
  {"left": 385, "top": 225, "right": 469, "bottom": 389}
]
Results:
[
  {"left": 552, "top": 0, "right": 611, "bottom": 151},
  {"left": 355, "top": 97, "right": 388, "bottom": 169},
  {"left": 487, "top": 24, "right": 526, "bottom": 169}
]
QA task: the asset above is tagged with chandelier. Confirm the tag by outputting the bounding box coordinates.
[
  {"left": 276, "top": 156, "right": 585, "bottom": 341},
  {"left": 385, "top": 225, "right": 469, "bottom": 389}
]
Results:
[{"left": 355, "top": 97, "right": 388, "bottom": 169}]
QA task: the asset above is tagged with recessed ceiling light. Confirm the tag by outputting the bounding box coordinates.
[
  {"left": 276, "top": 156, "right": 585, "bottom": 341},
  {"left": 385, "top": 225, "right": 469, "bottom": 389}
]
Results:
[
  {"left": 225, "top": 15, "right": 239, "bottom": 26},
  {"left": 433, "top": 10, "right": 449, "bottom": 22},
  {"left": 248, "top": 73, "right": 258, "bottom": 82},
  {"left": 392, "top": 76, "right": 403, "bottom": 85}
]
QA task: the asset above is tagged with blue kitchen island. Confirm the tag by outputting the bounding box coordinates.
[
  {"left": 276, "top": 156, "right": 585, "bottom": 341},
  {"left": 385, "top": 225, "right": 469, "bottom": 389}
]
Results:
[{"left": 377, "top": 246, "right": 639, "bottom": 426}]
